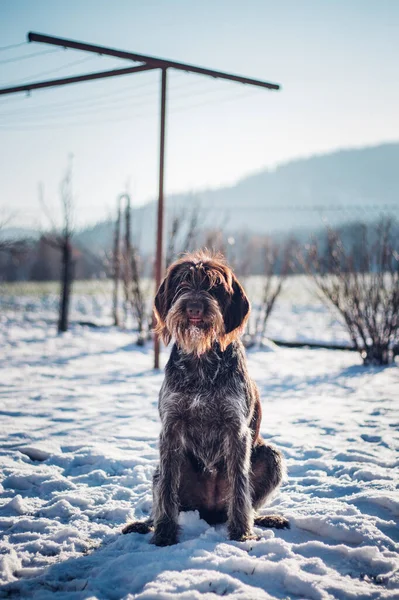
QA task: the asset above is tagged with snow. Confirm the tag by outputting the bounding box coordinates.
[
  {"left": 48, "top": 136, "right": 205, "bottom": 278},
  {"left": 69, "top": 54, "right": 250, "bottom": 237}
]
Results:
[{"left": 0, "top": 307, "right": 398, "bottom": 599}]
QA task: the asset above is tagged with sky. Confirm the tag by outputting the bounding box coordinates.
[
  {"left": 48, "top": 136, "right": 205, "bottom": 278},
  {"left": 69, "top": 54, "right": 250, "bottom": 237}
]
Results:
[{"left": 0, "top": 0, "right": 398, "bottom": 229}]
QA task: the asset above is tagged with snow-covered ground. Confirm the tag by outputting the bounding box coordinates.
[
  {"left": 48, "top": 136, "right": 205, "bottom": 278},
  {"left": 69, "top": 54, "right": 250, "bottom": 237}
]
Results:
[
  {"left": 0, "top": 275, "right": 351, "bottom": 346},
  {"left": 1, "top": 309, "right": 398, "bottom": 599}
]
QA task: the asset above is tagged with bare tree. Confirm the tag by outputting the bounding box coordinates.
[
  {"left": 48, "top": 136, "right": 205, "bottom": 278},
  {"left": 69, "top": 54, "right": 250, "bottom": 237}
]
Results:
[
  {"left": 130, "top": 245, "right": 148, "bottom": 344},
  {"left": 58, "top": 159, "right": 74, "bottom": 332},
  {"left": 112, "top": 200, "right": 122, "bottom": 326},
  {"left": 165, "top": 205, "right": 201, "bottom": 267},
  {"left": 0, "top": 218, "right": 30, "bottom": 283},
  {"left": 204, "top": 228, "right": 226, "bottom": 255},
  {"left": 253, "top": 238, "right": 293, "bottom": 345},
  {"left": 112, "top": 192, "right": 132, "bottom": 328},
  {"left": 306, "top": 219, "right": 399, "bottom": 365},
  {"left": 111, "top": 192, "right": 149, "bottom": 343},
  {"left": 38, "top": 156, "right": 75, "bottom": 333},
  {"left": 0, "top": 211, "right": 29, "bottom": 256},
  {"left": 125, "top": 195, "right": 147, "bottom": 342},
  {"left": 123, "top": 195, "right": 132, "bottom": 327}
]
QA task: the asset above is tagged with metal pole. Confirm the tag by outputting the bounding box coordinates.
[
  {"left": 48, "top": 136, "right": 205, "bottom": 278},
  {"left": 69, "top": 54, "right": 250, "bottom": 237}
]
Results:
[
  {"left": 112, "top": 197, "right": 122, "bottom": 326},
  {"left": 124, "top": 194, "right": 132, "bottom": 327},
  {"left": 154, "top": 67, "right": 167, "bottom": 369},
  {"left": 27, "top": 32, "right": 280, "bottom": 91}
]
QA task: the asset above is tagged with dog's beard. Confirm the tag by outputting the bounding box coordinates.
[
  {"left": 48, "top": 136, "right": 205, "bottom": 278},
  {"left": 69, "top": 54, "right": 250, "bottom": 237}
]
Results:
[{"left": 165, "top": 296, "right": 225, "bottom": 357}]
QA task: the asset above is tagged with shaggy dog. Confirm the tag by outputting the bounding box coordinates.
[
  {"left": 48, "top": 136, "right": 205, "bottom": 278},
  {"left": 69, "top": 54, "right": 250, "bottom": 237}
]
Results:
[{"left": 123, "top": 251, "right": 288, "bottom": 545}]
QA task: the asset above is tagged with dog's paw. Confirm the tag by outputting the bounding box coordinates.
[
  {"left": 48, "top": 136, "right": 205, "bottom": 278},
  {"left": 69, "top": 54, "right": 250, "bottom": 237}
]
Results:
[
  {"left": 151, "top": 519, "right": 179, "bottom": 546},
  {"left": 228, "top": 525, "right": 258, "bottom": 542},
  {"left": 151, "top": 533, "right": 178, "bottom": 546},
  {"left": 236, "top": 532, "right": 260, "bottom": 542},
  {"left": 254, "top": 515, "right": 290, "bottom": 530},
  {"left": 122, "top": 520, "right": 153, "bottom": 535}
]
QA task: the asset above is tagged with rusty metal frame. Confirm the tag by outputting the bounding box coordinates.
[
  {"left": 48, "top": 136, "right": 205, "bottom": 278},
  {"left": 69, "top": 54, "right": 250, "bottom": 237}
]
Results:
[{"left": 0, "top": 32, "right": 281, "bottom": 368}]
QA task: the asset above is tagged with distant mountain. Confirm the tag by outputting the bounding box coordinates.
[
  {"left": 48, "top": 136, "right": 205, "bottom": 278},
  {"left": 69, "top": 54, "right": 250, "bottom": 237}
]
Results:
[
  {"left": 4, "top": 142, "right": 399, "bottom": 255},
  {"left": 0, "top": 227, "right": 38, "bottom": 242},
  {"left": 126, "top": 141, "right": 399, "bottom": 253}
]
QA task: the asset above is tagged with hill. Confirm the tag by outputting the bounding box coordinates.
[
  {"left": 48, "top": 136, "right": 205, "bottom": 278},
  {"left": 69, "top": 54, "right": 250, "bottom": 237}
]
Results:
[
  {"left": 4, "top": 142, "right": 399, "bottom": 255},
  {"left": 127, "top": 141, "right": 399, "bottom": 252}
]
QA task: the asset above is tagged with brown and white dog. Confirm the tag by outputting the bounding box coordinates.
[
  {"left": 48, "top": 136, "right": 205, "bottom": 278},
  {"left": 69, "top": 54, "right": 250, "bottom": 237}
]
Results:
[{"left": 123, "top": 251, "right": 288, "bottom": 545}]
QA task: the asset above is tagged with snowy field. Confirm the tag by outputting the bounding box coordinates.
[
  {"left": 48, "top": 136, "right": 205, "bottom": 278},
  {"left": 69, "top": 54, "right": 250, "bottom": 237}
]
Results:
[
  {"left": 1, "top": 297, "right": 399, "bottom": 599},
  {"left": 0, "top": 276, "right": 350, "bottom": 345}
]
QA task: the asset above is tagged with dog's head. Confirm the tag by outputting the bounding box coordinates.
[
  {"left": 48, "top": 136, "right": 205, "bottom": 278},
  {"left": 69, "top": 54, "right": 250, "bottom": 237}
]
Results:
[{"left": 154, "top": 251, "right": 250, "bottom": 356}]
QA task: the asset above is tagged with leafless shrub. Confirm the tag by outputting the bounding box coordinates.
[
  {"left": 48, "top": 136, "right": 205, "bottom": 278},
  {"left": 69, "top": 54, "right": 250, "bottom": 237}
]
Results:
[
  {"left": 228, "top": 231, "right": 256, "bottom": 282},
  {"left": 112, "top": 193, "right": 150, "bottom": 343},
  {"left": 305, "top": 219, "right": 399, "bottom": 365},
  {"left": 112, "top": 198, "right": 123, "bottom": 326},
  {"left": 252, "top": 238, "right": 293, "bottom": 345},
  {"left": 130, "top": 245, "right": 149, "bottom": 345},
  {"left": 166, "top": 205, "right": 201, "bottom": 267},
  {"left": 204, "top": 228, "right": 226, "bottom": 255},
  {"left": 38, "top": 157, "right": 75, "bottom": 333},
  {"left": 57, "top": 160, "right": 75, "bottom": 333},
  {"left": 0, "top": 212, "right": 31, "bottom": 282}
]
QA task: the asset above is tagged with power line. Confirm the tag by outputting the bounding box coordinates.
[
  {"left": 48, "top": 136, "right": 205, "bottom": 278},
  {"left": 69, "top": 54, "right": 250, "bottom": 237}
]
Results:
[
  {"left": 0, "top": 71, "right": 233, "bottom": 117},
  {"left": 0, "top": 92, "right": 158, "bottom": 123},
  {"left": 0, "top": 80, "right": 160, "bottom": 119},
  {"left": 1, "top": 56, "right": 99, "bottom": 87},
  {"left": 0, "top": 80, "right": 256, "bottom": 123},
  {"left": 172, "top": 86, "right": 262, "bottom": 112},
  {"left": 0, "top": 42, "right": 27, "bottom": 53},
  {"left": 0, "top": 71, "right": 158, "bottom": 109},
  {"left": 0, "top": 87, "right": 262, "bottom": 130},
  {"left": 189, "top": 204, "right": 399, "bottom": 213},
  {"left": 0, "top": 47, "right": 62, "bottom": 66}
]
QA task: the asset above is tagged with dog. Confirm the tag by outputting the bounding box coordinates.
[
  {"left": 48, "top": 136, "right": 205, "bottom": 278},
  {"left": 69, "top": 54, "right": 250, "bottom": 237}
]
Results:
[{"left": 123, "top": 251, "right": 288, "bottom": 545}]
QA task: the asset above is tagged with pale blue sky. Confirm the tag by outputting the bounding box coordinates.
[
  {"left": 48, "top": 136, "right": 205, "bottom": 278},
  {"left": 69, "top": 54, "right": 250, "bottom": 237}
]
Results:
[{"left": 1, "top": 0, "right": 398, "bottom": 228}]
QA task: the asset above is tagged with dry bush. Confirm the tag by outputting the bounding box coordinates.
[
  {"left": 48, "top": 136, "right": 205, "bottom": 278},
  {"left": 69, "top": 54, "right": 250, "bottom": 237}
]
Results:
[
  {"left": 166, "top": 205, "right": 201, "bottom": 267},
  {"left": 306, "top": 219, "right": 399, "bottom": 365},
  {"left": 38, "top": 158, "right": 75, "bottom": 333},
  {"left": 252, "top": 238, "right": 294, "bottom": 345},
  {"left": 112, "top": 193, "right": 150, "bottom": 343}
]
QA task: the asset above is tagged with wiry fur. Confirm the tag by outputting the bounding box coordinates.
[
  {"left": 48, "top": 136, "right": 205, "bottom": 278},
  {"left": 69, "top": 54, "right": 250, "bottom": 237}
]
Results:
[
  {"left": 123, "top": 251, "right": 288, "bottom": 545},
  {"left": 165, "top": 292, "right": 224, "bottom": 356}
]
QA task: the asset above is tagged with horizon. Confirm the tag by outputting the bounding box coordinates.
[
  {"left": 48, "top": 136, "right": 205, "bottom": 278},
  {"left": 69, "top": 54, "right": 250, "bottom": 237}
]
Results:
[
  {"left": 1, "top": 1, "right": 398, "bottom": 229},
  {"left": 2, "top": 138, "right": 399, "bottom": 235},
  {"left": 2, "top": 139, "right": 398, "bottom": 240}
]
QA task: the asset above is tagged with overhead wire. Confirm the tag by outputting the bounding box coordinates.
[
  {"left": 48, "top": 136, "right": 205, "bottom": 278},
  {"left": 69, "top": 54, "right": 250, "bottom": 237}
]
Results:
[
  {"left": 0, "top": 70, "right": 228, "bottom": 117},
  {"left": 0, "top": 90, "right": 252, "bottom": 128},
  {"left": 0, "top": 69, "right": 263, "bottom": 127},
  {"left": 0, "top": 69, "right": 159, "bottom": 108},
  {"left": 0, "top": 42, "right": 27, "bottom": 53},
  {"left": 0, "top": 47, "right": 63, "bottom": 65},
  {"left": 1, "top": 55, "right": 101, "bottom": 87},
  {"left": 0, "top": 49, "right": 265, "bottom": 131},
  {"left": 0, "top": 64, "right": 250, "bottom": 112},
  {"left": 0, "top": 86, "right": 263, "bottom": 131},
  {"left": 0, "top": 77, "right": 160, "bottom": 117},
  {"left": 0, "top": 79, "right": 252, "bottom": 122}
]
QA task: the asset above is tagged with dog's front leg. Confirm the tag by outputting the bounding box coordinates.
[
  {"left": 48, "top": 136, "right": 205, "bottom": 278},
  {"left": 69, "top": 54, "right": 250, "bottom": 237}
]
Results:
[
  {"left": 225, "top": 428, "right": 254, "bottom": 541},
  {"left": 152, "top": 428, "right": 182, "bottom": 546}
]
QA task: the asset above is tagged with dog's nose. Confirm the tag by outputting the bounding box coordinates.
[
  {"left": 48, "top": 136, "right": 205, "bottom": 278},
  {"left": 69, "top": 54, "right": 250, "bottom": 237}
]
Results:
[{"left": 186, "top": 301, "right": 204, "bottom": 318}]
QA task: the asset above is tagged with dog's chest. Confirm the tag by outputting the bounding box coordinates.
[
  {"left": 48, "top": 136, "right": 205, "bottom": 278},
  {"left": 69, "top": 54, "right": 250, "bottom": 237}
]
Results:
[
  {"left": 183, "top": 390, "right": 245, "bottom": 466},
  {"left": 161, "top": 380, "right": 247, "bottom": 468},
  {"left": 160, "top": 344, "right": 250, "bottom": 467}
]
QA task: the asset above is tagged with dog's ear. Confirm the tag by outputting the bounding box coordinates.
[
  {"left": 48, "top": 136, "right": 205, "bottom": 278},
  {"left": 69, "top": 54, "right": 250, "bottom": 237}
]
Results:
[
  {"left": 153, "top": 276, "right": 172, "bottom": 345},
  {"left": 221, "top": 275, "right": 250, "bottom": 347}
]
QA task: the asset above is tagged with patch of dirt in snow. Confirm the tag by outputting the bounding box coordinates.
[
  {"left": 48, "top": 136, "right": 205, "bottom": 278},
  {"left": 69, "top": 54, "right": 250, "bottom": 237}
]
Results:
[{"left": 0, "top": 319, "right": 398, "bottom": 599}]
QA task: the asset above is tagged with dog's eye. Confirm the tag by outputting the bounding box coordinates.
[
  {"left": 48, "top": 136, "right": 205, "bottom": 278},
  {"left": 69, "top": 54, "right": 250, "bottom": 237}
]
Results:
[{"left": 208, "top": 285, "right": 227, "bottom": 303}]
